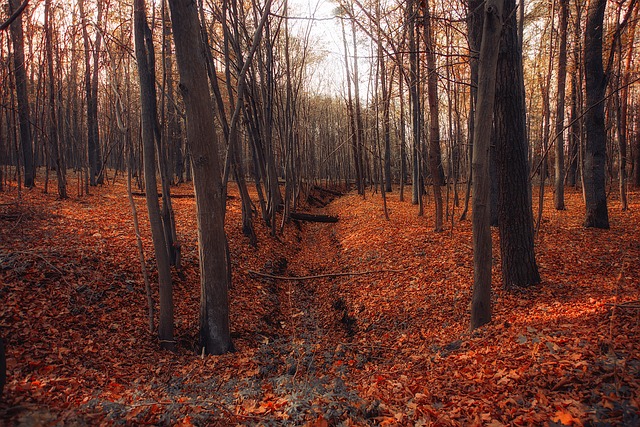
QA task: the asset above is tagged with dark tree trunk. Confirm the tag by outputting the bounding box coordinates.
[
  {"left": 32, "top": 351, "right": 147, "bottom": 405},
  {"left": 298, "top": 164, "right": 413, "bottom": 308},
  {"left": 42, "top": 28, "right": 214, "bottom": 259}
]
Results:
[
  {"left": 554, "top": 0, "right": 569, "bottom": 210},
  {"left": 461, "top": 0, "right": 483, "bottom": 222},
  {"left": 423, "top": 0, "right": 444, "bottom": 231},
  {"left": 168, "top": 0, "right": 233, "bottom": 355},
  {"left": 494, "top": 0, "right": 541, "bottom": 288},
  {"left": 9, "top": 0, "right": 34, "bottom": 188},
  {"left": 408, "top": 0, "right": 421, "bottom": 209},
  {"left": 351, "top": 18, "right": 366, "bottom": 195},
  {"left": 471, "top": 0, "right": 503, "bottom": 330},
  {"left": 583, "top": 0, "right": 609, "bottom": 228},
  {"left": 134, "top": 0, "right": 175, "bottom": 351},
  {"left": 399, "top": 72, "right": 407, "bottom": 201},
  {"left": 45, "top": 0, "right": 66, "bottom": 199},
  {"left": 340, "top": 18, "right": 362, "bottom": 196},
  {"left": 568, "top": 75, "right": 579, "bottom": 187},
  {"left": 79, "top": 0, "right": 102, "bottom": 186}
]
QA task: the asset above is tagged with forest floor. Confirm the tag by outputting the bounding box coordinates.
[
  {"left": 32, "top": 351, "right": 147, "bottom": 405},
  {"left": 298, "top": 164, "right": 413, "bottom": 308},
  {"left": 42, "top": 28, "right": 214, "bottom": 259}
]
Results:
[{"left": 0, "top": 172, "right": 639, "bottom": 426}]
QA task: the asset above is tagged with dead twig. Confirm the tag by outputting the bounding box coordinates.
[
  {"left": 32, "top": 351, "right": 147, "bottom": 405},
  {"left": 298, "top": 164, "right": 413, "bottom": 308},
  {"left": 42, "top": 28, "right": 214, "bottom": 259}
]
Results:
[{"left": 248, "top": 268, "right": 409, "bottom": 281}]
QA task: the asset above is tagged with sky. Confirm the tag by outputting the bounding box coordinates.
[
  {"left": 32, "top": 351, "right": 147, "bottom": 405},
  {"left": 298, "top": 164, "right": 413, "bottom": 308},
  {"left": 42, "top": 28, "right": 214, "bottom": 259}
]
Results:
[{"left": 287, "top": 0, "right": 350, "bottom": 96}]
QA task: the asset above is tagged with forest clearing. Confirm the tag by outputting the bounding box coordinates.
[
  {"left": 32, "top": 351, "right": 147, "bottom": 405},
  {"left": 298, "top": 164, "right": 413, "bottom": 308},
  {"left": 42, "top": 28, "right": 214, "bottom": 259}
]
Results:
[{"left": 0, "top": 175, "right": 638, "bottom": 426}]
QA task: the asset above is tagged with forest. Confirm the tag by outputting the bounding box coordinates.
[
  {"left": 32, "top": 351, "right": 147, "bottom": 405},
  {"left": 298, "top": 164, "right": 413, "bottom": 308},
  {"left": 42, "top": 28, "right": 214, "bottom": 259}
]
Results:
[{"left": 0, "top": 0, "right": 639, "bottom": 424}]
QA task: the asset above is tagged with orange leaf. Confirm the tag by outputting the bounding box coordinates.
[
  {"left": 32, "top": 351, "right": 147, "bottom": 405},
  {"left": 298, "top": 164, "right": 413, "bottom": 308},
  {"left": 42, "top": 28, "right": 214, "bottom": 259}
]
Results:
[{"left": 552, "top": 409, "right": 583, "bottom": 426}]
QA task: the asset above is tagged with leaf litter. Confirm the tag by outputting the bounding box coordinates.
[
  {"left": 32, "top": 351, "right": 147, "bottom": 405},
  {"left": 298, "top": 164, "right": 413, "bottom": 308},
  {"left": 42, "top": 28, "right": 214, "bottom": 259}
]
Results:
[{"left": 0, "top": 178, "right": 638, "bottom": 426}]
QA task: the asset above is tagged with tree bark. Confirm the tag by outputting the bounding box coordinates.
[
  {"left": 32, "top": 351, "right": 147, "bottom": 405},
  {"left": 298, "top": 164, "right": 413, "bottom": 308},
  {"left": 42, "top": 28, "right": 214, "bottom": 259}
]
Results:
[
  {"left": 423, "top": 0, "right": 444, "bottom": 231},
  {"left": 494, "top": 0, "right": 541, "bottom": 288},
  {"left": 616, "top": 5, "right": 636, "bottom": 209},
  {"left": 554, "top": 0, "right": 569, "bottom": 210},
  {"left": 45, "top": 0, "right": 66, "bottom": 199},
  {"left": 134, "top": 0, "right": 175, "bottom": 351},
  {"left": 471, "top": 0, "right": 502, "bottom": 330},
  {"left": 167, "top": 0, "right": 233, "bottom": 354},
  {"left": 79, "top": 0, "right": 102, "bottom": 186},
  {"left": 407, "top": 0, "right": 422, "bottom": 210},
  {"left": 9, "top": 0, "right": 34, "bottom": 188},
  {"left": 340, "top": 17, "right": 363, "bottom": 196},
  {"left": 583, "top": 0, "right": 610, "bottom": 228}
]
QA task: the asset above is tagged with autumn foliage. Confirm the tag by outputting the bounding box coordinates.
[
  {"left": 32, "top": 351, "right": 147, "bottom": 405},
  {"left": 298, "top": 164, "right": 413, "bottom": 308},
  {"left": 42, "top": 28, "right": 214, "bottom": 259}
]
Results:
[{"left": 0, "top": 175, "right": 639, "bottom": 425}]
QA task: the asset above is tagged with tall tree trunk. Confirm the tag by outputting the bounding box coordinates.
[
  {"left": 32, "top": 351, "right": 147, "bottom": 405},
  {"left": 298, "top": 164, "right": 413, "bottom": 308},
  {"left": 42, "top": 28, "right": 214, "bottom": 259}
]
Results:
[
  {"left": 554, "top": 0, "right": 569, "bottom": 210},
  {"left": 351, "top": 17, "right": 366, "bottom": 195},
  {"left": 168, "top": 0, "right": 233, "bottom": 354},
  {"left": 461, "top": 0, "right": 483, "bottom": 221},
  {"left": 408, "top": 0, "right": 421, "bottom": 209},
  {"left": 583, "top": 0, "right": 610, "bottom": 228},
  {"left": 568, "top": 0, "right": 584, "bottom": 189},
  {"left": 341, "top": 17, "right": 363, "bottom": 195},
  {"left": 568, "top": 77, "right": 579, "bottom": 187},
  {"left": 376, "top": 1, "right": 392, "bottom": 194},
  {"left": 399, "top": 71, "right": 407, "bottom": 201},
  {"left": 471, "top": 0, "right": 503, "bottom": 330},
  {"left": 134, "top": 0, "right": 175, "bottom": 351},
  {"left": 616, "top": 5, "right": 637, "bottom": 210},
  {"left": 494, "top": 0, "right": 541, "bottom": 288},
  {"left": 158, "top": 1, "right": 181, "bottom": 270},
  {"left": 423, "top": 0, "right": 444, "bottom": 231},
  {"left": 45, "top": 0, "right": 66, "bottom": 198},
  {"left": 79, "top": 0, "right": 101, "bottom": 186},
  {"left": 9, "top": 0, "right": 34, "bottom": 188}
]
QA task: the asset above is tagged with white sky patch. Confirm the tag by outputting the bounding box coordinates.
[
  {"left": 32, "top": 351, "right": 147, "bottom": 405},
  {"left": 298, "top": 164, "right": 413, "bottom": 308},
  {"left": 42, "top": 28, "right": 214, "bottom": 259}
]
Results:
[{"left": 287, "top": 0, "right": 365, "bottom": 97}]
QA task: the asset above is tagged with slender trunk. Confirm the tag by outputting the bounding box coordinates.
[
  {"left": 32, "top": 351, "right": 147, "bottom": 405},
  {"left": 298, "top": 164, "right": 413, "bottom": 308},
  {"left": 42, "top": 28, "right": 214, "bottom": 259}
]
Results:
[
  {"left": 583, "top": 0, "right": 609, "bottom": 228},
  {"left": 9, "top": 0, "right": 34, "bottom": 188},
  {"left": 461, "top": 0, "right": 483, "bottom": 221},
  {"left": 408, "top": 0, "right": 421, "bottom": 208},
  {"left": 134, "top": 0, "right": 175, "bottom": 351},
  {"left": 351, "top": 17, "right": 366, "bottom": 195},
  {"left": 399, "top": 71, "right": 407, "bottom": 201},
  {"left": 471, "top": 0, "right": 502, "bottom": 330},
  {"left": 45, "top": 0, "right": 66, "bottom": 198},
  {"left": 616, "top": 6, "right": 637, "bottom": 209},
  {"left": 341, "top": 17, "right": 362, "bottom": 194},
  {"left": 554, "top": 0, "right": 569, "bottom": 210},
  {"left": 423, "top": 0, "right": 444, "bottom": 231}
]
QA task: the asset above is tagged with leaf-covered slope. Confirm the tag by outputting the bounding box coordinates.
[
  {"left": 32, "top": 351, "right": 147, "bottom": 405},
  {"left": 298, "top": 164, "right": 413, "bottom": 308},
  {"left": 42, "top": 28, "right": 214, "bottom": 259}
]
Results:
[{"left": 0, "top": 180, "right": 638, "bottom": 426}]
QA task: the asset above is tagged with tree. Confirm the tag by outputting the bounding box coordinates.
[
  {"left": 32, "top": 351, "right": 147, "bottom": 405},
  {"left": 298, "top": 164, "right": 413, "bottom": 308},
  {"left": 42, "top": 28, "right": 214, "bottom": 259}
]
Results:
[
  {"left": 167, "top": 0, "right": 233, "bottom": 354},
  {"left": 340, "top": 13, "right": 364, "bottom": 196},
  {"left": 471, "top": 0, "right": 503, "bottom": 330},
  {"left": 79, "top": 0, "right": 104, "bottom": 186},
  {"left": 460, "top": 0, "right": 484, "bottom": 222},
  {"left": 8, "top": 0, "right": 34, "bottom": 188},
  {"left": 583, "top": 0, "right": 609, "bottom": 228},
  {"left": 554, "top": 0, "right": 569, "bottom": 210},
  {"left": 45, "top": 0, "right": 67, "bottom": 199},
  {"left": 422, "top": 0, "right": 444, "bottom": 231},
  {"left": 494, "top": 0, "right": 540, "bottom": 288},
  {"left": 134, "top": 0, "right": 174, "bottom": 351},
  {"left": 407, "top": 0, "right": 422, "bottom": 212}
]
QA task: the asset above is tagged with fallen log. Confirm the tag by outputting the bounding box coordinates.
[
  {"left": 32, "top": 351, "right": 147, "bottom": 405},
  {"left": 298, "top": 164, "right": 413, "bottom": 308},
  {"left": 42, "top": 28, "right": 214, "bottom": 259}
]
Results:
[
  {"left": 290, "top": 212, "right": 339, "bottom": 223},
  {"left": 312, "top": 185, "right": 344, "bottom": 197}
]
